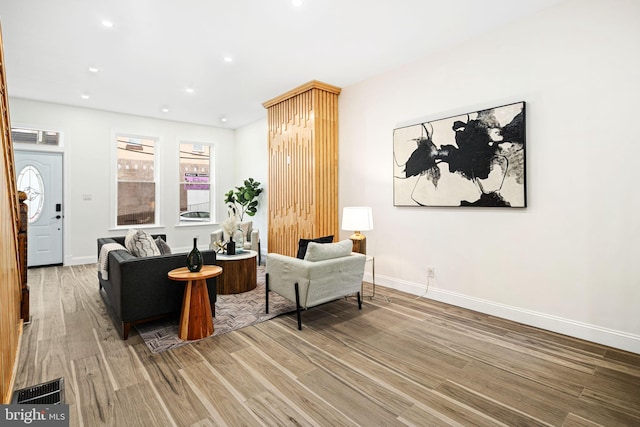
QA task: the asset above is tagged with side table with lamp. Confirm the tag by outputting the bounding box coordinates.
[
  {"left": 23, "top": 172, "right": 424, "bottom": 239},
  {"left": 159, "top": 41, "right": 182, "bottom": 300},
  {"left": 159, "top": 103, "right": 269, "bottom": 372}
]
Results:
[{"left": 342, "top": 206, "right": 375, "bottom": 299}]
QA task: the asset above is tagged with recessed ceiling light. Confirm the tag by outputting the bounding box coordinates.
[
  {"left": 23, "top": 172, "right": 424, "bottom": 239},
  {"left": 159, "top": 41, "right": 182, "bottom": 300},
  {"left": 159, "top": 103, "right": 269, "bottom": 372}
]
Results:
[
  {"left": 223, "top": 56, "right": 233, "bottom": 63},
  {"left": 220, "top": 117, "right": 228, "bottom": 123},
  {"left": 88, "top": 67, "right": 99, "bottom": 73},
  {"left": 185, "top": 87, "right": 194, "bottom": 94},
  {"left": 101, "top": 20, "right": 114, "bottom": 28},
  {"left": 292, "top": 0, "right": 302, "bottom": 6},
  {"left": 161, "top": 108, "right": 169, "bottom": 113},
  {"left": 81, "top": 94, "right": 90, "bottom": 99}
]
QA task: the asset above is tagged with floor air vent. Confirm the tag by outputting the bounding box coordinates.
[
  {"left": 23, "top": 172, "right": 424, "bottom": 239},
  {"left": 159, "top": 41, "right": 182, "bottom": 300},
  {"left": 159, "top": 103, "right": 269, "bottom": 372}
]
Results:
[{"left": 12, "top": 377, "right": 64, "bottom": 404}]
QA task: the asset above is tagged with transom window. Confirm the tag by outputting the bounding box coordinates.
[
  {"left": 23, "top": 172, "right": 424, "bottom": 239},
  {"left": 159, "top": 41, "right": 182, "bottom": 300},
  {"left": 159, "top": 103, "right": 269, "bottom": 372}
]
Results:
[
  {"left": 116, "top": 135, "right": 157, "bottom": 226},
  {"left": 11, "top": 127, "right": 61, "bottom": 146},
  {"left": 179, "top": 142, "right": 212, "bottom": 223}
]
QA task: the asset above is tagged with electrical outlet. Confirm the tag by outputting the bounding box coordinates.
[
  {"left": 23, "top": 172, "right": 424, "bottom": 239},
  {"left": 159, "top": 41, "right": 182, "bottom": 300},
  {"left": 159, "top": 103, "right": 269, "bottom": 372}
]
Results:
[{"left": 427, "top": 266, "right": 435, "bottom": 278}]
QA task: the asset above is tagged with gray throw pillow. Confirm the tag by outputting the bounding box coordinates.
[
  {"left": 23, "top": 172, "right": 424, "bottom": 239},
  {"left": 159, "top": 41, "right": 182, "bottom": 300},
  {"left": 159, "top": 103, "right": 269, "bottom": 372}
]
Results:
[{"left": 155, "top": 236, "right": 172, "bottom": 254}]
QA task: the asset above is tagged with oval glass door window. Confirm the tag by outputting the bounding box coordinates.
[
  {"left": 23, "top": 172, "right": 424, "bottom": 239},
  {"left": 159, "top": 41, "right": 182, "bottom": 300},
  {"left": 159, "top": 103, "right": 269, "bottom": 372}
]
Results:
[{"left": 17, "top": 165, "right": 45, "bottom": 223}]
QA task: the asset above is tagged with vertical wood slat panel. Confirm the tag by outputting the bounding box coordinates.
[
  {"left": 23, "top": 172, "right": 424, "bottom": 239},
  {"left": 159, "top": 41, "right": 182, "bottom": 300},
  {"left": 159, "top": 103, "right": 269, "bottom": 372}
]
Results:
[
  {"left": 264, "top": 81, "right": 340, "bottom": 257},
  {"left": 314, "top": 88, "right": 323, "bottom": 236},
  {"left": 0, "top": 23, "right": 23, "bottom": 404}
]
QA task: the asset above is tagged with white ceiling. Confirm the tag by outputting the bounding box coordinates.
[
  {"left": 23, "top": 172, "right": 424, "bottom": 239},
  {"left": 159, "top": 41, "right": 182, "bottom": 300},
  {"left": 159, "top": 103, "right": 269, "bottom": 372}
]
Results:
[{"left": 0, "top": 0, "right": 564, "bottom": 129}]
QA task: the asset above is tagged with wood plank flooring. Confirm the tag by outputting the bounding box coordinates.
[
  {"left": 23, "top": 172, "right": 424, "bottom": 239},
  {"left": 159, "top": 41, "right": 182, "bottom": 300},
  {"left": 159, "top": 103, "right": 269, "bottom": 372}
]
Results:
[{"left": 14, "top": 264, "right": 640, "bottom": 426}]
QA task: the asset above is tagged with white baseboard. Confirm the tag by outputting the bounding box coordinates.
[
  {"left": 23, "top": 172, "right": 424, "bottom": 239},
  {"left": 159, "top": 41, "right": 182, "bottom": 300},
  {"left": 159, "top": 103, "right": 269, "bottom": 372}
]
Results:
[
  {"left": 65, "top": 255, "right": 96, "bottom": 266},
  {"left": 368, "top": 273, "right": 640, "bottom": 355}
]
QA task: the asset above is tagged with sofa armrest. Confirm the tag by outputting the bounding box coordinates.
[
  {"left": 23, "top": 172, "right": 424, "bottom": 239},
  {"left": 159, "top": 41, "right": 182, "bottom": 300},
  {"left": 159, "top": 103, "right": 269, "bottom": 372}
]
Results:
[
  {"left": 98, "top": 237, "right": 119, "bottom": 259},
  {"left": 266, "top": 253, "right": 312, "bottom": 305},
  {"left": 247, "top": 229, "right": 260, "bottom": 253},
  {"left": 304, "top": 253, "right": 366, "bottom": 308}
]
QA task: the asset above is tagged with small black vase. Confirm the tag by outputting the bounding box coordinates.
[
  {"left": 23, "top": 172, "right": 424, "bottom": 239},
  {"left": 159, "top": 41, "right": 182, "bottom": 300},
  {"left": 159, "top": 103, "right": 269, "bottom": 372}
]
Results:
[
  {"left": 186, "top": 237, "right": 203, "bottom": 272},
  {"left": 227, "top": 236, "right": 236, "bottom": 255}
]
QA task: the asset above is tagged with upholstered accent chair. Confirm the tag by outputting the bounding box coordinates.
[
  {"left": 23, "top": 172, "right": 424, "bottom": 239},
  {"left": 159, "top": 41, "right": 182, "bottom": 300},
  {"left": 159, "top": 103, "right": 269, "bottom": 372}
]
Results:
[
  {"left": 265, "top": 239, "right": 366, "bottom": 330},
  {"left": 210, "top": 222, "right": 260, "bottom": 259}
]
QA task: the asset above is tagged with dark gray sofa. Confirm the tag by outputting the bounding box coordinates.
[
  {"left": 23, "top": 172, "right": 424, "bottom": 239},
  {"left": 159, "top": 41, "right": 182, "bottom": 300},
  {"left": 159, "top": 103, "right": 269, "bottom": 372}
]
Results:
[{"left": 97, "top": 235, "right": 217, "bottom": 339}]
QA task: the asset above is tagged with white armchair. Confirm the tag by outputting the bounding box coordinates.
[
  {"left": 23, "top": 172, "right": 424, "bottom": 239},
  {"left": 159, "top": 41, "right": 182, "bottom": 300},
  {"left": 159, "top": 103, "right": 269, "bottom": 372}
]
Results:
[
  {"left": 265, "top": 239, "right": 366, "bottom": 330},
  {"left": 210, "top": 222, "right": 260, "bottom": 258}
]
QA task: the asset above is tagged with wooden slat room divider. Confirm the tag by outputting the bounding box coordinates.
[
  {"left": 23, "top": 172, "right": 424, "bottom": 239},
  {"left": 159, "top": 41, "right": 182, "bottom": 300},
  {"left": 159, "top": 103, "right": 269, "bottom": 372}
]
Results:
[{"left": 263, "top": 81, "right": 341, "bottom": 257}]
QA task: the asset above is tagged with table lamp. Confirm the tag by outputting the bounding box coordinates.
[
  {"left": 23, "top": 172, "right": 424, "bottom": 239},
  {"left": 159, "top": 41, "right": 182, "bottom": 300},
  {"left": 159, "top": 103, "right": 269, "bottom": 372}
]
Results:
[{"left": 341, "top": 207, "right": 373, "bottom": 254}]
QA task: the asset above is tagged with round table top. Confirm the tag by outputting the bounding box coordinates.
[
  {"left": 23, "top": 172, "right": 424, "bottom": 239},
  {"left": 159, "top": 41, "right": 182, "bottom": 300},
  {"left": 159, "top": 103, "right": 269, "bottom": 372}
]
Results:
[
  {"left": 216, "top": 249, "right": 258, "bottom": 261},
  {"left": 168, "top": 265, "right": 223, "bottom": 281}
]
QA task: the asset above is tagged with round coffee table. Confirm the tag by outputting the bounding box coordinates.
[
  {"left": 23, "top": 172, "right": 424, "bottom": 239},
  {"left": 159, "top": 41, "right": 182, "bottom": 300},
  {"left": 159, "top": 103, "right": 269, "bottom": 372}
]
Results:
[
  {"left": 168, "top": 265, "right": 222, "bottom": 340},
  {"left": 215, "top": 250, "right": 258, "bottom": 294}
]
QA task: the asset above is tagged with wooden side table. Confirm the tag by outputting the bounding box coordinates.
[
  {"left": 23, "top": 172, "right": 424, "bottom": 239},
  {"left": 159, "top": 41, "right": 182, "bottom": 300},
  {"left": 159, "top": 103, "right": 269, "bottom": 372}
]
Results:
[
  {"left": 168, "top": 265, "right": 222, "bottom": 340},
  {"left": 215, "top": 250, "right": 258, "bottom": 294}
]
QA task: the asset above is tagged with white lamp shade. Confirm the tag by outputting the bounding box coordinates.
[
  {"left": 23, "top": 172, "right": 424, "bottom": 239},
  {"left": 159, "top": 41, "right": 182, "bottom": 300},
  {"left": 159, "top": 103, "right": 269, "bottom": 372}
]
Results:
[{"left": 341, "top": 207, "right": 373, "bottom": 231}]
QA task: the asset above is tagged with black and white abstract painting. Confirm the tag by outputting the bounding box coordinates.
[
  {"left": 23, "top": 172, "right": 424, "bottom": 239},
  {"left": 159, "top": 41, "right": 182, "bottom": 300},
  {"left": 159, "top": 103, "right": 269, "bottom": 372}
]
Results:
[{"left": 393, "top": 101, "right": 526, "bottom": 207}]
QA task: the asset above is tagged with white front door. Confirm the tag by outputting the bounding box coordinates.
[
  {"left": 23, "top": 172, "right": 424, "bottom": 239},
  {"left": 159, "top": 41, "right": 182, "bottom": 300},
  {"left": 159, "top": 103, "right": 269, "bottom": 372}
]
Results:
[{"left": 15, "top": 151, "right": 63, "bottom": 267}]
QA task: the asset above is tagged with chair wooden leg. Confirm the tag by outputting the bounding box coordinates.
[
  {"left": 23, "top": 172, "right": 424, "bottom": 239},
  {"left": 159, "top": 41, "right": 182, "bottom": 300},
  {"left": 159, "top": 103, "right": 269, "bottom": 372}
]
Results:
[
  {"left": 295, "top": 282, "right": 302, "bottom": 330},
  {"left": 265, "top": 273, "right": 270, "bottom": 314},
  {"left": 357, "top": 291, "right": 362, "bottom": 310}
]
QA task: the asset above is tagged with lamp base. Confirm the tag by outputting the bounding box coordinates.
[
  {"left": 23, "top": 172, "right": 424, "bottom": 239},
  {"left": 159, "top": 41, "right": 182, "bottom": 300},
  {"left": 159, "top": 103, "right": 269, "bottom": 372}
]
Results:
[{"left": 349, "top": 231, "right": 366, "bottom": 255}]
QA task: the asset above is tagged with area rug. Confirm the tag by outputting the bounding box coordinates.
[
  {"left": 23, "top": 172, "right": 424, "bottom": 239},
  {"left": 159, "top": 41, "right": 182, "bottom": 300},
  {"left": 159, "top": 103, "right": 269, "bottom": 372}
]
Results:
[{"left": 135, "top": 267, "right": 296, "bottom": 353}]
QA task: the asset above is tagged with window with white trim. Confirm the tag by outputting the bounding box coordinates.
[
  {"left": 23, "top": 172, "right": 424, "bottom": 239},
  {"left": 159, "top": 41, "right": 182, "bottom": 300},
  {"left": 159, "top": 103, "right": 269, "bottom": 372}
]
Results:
[
  {"left": 116, "top": 135, "right": 158, "bottom": 226},
  {"left": 179, "top": 142, "right": 213, "bottom": 223}
]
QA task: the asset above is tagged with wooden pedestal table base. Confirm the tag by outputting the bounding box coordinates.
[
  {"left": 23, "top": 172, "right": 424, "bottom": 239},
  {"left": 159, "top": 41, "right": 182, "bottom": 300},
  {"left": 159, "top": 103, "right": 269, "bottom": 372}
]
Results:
[
  {"left": 168, "top": 265, "right": 222, "bottom": 340},
  {"left": 216, "top": 250, "right": 258, "bottom": 295}
]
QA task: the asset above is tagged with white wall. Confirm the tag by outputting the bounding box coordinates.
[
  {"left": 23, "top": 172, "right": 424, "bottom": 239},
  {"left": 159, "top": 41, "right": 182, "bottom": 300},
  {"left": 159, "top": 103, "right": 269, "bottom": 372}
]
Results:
[
  {"left": 339, "top": 0, "right": 640, "bottom": 353},
  {"left": 233, "top": 118, "right": 269, "bottom": 257},
  {"left": 9, "top": 99, "right": 237, "bottom": 263}
]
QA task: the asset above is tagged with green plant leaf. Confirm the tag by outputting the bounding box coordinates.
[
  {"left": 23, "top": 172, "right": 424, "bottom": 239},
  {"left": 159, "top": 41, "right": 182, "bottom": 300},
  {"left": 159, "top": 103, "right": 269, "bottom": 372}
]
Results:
[{"left": 223, "top": 177, "right": 263, "bottom": 221}]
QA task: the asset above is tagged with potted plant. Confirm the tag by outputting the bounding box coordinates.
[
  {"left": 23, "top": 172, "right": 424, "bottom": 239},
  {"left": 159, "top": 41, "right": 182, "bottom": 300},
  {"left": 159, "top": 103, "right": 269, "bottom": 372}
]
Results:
[{"left": 224, "top": 178, "right": 263, "bottom": 222}]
